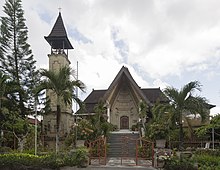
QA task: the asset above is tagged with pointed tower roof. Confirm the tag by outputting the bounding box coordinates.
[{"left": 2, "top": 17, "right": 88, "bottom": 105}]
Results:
[{"left": 45, "top": 12, "right": 73, "bottom": 49}]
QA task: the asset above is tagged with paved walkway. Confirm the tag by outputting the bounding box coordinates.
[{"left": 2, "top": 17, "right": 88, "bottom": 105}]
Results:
[
  {"left": 86, "top": 157, "right": 156, "bottom": 170},
  {"left": 60, "top": 157, "right": 157, "bottom": 170},
  {"left": 61, "top": 167, "right": 157, "bottom": 170}
]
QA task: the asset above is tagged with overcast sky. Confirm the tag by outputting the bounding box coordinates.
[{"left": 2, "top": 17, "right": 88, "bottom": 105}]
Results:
[{"left": 0, "top": 0, "right": 220, "bottom": 115}]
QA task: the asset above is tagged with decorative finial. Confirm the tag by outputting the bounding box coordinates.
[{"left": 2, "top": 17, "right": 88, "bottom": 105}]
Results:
[{"left": 58, "top": 7, "right": 62, "bottom": 13}]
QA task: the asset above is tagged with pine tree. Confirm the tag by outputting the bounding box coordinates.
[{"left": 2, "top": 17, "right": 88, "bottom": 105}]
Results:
[{"left": 0, "top": 0, "right": 38, "bottom": 117}]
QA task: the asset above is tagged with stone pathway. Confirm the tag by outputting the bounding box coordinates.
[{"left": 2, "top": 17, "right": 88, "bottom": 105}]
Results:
[{"left": 90, "top": 157, "right": 155, "bottom": 169}]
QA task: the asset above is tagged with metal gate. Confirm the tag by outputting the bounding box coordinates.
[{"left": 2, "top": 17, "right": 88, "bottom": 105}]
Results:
[
  {"left": 88, "top": 136, "right": 107, "bottom": 165},
  {"left": 88, "top": 135, "right": 154, "bottom": 167},
  {"left": 119, "top": 136, "right": 154, "bottom": 167},
  {"left": 136, "top": 137, "right": 154, "bottom": 166}
]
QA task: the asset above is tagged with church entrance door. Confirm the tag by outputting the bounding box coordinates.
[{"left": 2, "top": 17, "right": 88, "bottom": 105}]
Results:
[{"left": 120, "top": 116, "right": 129, "bottom": 129}]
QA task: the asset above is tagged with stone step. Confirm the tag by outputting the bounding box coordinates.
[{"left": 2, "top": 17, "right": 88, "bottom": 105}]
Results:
[{"left": 107, "top": 131, "right": 139, "bottom": 157}]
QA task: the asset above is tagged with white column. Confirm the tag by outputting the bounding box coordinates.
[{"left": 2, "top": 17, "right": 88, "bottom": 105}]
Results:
[
  {"left": 106, "top": 101, "right": 110, "bottom": 123},
  {"left": 107, "top": 106, "right": 110, "bottom": 123}
]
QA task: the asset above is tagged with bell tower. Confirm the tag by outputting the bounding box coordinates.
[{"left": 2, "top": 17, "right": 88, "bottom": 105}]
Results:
[
  {"left": 43, "top": 12, "right": 74, "bottom": 148},
  {"left": 44, "top": 12, "right": 73, "bottom": 113}
]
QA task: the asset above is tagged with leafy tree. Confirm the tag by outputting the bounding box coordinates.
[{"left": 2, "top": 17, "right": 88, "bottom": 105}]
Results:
[
  {"left": 37, "top": 66, "right": 85, "bottom": 153},
  {"left": 76, "top": 99, "right": 113, "bottom": 142},
  {"left": 138, "top": 100, "right": 148, "bottom": 132},
  {"left": 91, "top": 99, "right": 113, "bottom": 138},
  {"left": 0, "top": 71, "right": 20, "bottom": 147},
  {"left": 0, "top": 71, "right": 11, "bottom": 113},
  {"left": 153, "top": 81, "right": 208, "bottom": 149},
  {"left": 12, "top": 115, "right": 31, "bottom": 152},
  {"left": 94, "top": 99, "right": 107, "bottom": 129},
  {"left": 0, "top": 0, "right": 37, "bottom": 117},
  {"left": 196, "top": 114, "right": 220, "bottom": 140}
]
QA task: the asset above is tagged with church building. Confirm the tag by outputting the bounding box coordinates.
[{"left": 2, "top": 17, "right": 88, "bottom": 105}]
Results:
[
  {"left": 82, "top": 66, "right": 169, "bottom": 130},
  {"left": 41, "top": 12, "right": 214, "bottom": 149}
]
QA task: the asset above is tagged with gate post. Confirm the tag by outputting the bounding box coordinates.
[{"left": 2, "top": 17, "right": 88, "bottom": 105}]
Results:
[
  {"left": 104, "top": 137, "right": 107, "bottom": 165},
  {"left": 152, "top": 142, "right": 154, "bottom": 166},
  {"left": 136, "top": 139, "right": 138, "bottom": 165}
]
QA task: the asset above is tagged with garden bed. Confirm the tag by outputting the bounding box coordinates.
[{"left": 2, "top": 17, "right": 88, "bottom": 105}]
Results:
[{"left": 0, "top": 147, "right": 89, "bottom": 169}]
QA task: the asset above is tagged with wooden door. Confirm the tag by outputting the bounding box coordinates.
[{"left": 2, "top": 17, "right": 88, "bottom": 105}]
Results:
[{"left": 120, "top": 116, "right": 129, "bottom": 129}]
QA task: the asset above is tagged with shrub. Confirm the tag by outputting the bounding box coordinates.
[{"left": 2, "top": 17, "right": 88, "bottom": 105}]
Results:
[
  {"left": 73, "top": 147, "right": 89, "bottom": 168},
  {"left": 194, "top": 149, "right": 220, "bottom": 157},
  {"left": 138, "top": 146, "right": 152, "bottom": 158},
  {"left": 192, "top": 152, "right": 220, "bottom": 170},
  {"left": 164, "top": 156, "right": 197, "bottom": 170},
  {"left": 0, "top": 153, "right": 42, "bottom": 168},
  {"left": 0, "top": 148, "right": 89, "bottom": 169},
  {"left": 164, "top": 150, "right": 220, "bottom": 170},
  {"left": 0, "top": 146, "right": 12, "bottom": 154}
]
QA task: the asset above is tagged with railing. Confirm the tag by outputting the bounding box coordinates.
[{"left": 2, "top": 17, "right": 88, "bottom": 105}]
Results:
[
  {"left": 136, "top": 137, "right": 154, "bottom": 166},
  {"left": 88, "top": 136, "right": 107, "bottom": 165},
  {"left": 170, "top": 140, "right": 220, "bottom": 149}
]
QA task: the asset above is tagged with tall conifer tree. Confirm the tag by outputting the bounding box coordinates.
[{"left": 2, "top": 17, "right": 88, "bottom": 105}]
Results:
[{"left": 0, "top": 0, "right": 37, "bottom": 117}]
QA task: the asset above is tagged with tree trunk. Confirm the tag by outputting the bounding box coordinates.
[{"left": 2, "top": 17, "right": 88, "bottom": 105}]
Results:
[
  {"left": 56, "top": 104, "right": 61, "bottom": 154},
  {"left": 13, "top": 131, "right": 28, "bottom": 153},
  {"left": 0, "top": 130, "right": 3, "bottom": 147},
  {"left": 179, "top": 113, "right": 184, "bottom": 150},
  {"left": 17, "top": 137, "right": 26, "bottom": 152},
  {"left": 141, "top": 118, "right": 146, "bottom": 133}
]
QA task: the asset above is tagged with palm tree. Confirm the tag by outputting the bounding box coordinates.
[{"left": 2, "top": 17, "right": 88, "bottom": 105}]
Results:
[
  {"left": 138, "top": 100, "right": 148, "bottom": 133},
  {"left": 37, "top": 66, "right": 85, "bottom": 153},
  {"left": 93, "top": 99, "right": 107, "bottom": 136},
  {"left": 154, "top": 81, "right": 208, "bottom": 149}
]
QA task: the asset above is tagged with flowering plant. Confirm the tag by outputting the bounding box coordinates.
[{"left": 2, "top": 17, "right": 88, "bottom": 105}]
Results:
[
  {"left": 157, "top": 149, "right": 173, "bottom": 161},
  {"left": 156, "top": 149, "right": 173, "bottom": 168}
]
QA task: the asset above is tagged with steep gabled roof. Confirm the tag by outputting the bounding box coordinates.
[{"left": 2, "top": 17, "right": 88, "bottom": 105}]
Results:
[
  {"left": 81, "top": 66, "right": 169, "bottom": 113},
  {"left": 45, "top": 12, "right": 73, "bottom": 49},
  {"left": 103, "top": 66, "right": 151, "bottom": 105},
  {"left": 83, "top": 88, "right": 168, "bottom": 113}
]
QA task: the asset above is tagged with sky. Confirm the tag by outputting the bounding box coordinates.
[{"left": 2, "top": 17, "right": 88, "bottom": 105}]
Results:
[{"left": 0, "top": 0, "right": 220, "bottom": 115}]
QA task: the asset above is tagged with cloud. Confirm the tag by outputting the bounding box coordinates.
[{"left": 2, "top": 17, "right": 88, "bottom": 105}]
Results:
[
  {"left": 69, "top": 27, "right": 93, "bottom": 44},
  {"left": 1, "top": 0, "right": 220, "bottom": 114}
]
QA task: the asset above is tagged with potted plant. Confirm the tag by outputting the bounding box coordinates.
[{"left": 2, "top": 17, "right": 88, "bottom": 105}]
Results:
[{"left": 148, "top": 122, "right": 168, "bottom": 148}]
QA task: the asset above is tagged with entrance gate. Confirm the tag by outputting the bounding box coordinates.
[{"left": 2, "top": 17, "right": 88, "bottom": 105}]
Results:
[
  {"left": 119, "top": 135, "right": 154, "bottom": 166},
  {"left": 88, "top": 136, "right": 107, "bottom": 165},
  {"left": 136, "top": 137, "right": 154, "bottom": 166},
  {"left": 88, "top": 135, "right": 154, "bottom": 167}
]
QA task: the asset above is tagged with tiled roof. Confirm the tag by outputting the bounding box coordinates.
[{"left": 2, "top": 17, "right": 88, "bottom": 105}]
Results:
[
  {"left": 83, "top": 88, "right": 168, "bottom": 113},
  {"left": 48, "top": 13, "right": 67, "bottom": 37},
  {"left": 84, "top": 89, "right": 106, "bottom": 104},
  {"left": 45, "top": 12, "right": 73, "bottom": 49},
  {"left": 141, "top": 88, "right": 169, "bottom": 103}
]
